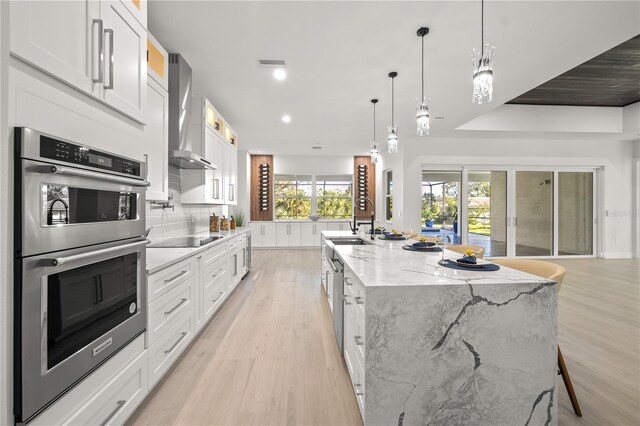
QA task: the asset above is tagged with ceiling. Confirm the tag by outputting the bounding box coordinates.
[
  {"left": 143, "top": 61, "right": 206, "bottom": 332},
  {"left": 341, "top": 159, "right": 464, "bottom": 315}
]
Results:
[
  {"left": 148, "top": 1, "right": 640, "bottom": 155},
  {"left": 508, "top": 34, "right": 640, "bottom": 107}
]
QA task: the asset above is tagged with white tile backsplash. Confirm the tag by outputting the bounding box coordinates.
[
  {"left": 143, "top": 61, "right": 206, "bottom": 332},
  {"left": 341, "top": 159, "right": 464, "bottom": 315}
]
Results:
[{"left": 146, "top": 165, "right": 224, "bottom": 243}]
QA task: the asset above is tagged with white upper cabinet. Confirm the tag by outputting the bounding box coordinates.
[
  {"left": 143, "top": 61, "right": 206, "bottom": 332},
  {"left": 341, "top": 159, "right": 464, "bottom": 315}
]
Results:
[
  {"left": 10, "top": 0, "right": 99, "bottom": 94},
  {"left": 224, "top": 144, "right": 237, "bottom": 205},
  {"left": 119, "top": 0, "right": 147, "bottom": 28},
  {"left": 99, "top": 0, "right": 147, "bottom": 123},
  {"left": 10, "top": 0, "right": 147, "bottom": 124},
  {"left": 145, "top": 34, "right": 168, "bottom": 201}
]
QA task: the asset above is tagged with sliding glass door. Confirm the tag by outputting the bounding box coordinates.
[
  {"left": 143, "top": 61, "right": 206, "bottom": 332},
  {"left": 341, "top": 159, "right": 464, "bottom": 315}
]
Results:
[
  {"left": 515, "top": 171, "right": 554, "bottom": 256},
  {"left": 421, "top": 167, "right": 597, "bottom": 257}
]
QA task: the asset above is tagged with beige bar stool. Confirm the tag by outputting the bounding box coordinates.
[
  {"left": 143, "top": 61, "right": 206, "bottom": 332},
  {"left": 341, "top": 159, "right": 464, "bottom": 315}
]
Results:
[
  {"left": 447, "top": 244, "right": 486, "bottom": 259},
  {"left": 492, "top": 258, "right": 583, "bottom": 417}
]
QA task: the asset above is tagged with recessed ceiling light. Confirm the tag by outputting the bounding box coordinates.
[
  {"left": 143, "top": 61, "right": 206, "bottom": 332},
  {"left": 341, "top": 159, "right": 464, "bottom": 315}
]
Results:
[
  {"left": 312, "top": 146, "right": 322, "bottom": 150},
  {"left": 273, "top": 68, "right": 287, "bottom": 80},
  {"left": 282, "top": 115, "right": 291, "bottom": 123}
]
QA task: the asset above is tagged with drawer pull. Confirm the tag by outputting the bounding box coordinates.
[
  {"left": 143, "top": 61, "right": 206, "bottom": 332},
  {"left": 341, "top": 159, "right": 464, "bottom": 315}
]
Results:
[
  {"left": 344, "top": 277, "right": 353, "bottom": 286},
  {"left": 354, "top": 383, "right": 364, "bottom": 396},
  {"left": 343, "top": 295, "right": 352, "bottom": 305},
  {"left": 164, "top": 332, "right": 188, "bottom": 354},
  {"left": 212, "top": 269, "right": 223, "bottom": 278},
  {"left": 354, "top": 296, "right": 364, "bottom": 305},
  {"left": 99, "top": 399, "right": 126, "bottom": 426},
  {"left": 212, "top": 291, "right": 224, "bottom": 302},
  {"left": 164, "top": 270, "right": 188, "bottom": 284},
  {"left": 354, "top": 335, "right": 364, "bottom": 346},
  {"left": 164, "top": 298, "right": 188, "bottom": 315}
]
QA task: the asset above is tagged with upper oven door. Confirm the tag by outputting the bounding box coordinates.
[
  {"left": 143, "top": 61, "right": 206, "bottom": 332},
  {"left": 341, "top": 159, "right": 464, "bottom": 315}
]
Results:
[{"left": 19, "top": 158, "right": 147, "bottom": 256}]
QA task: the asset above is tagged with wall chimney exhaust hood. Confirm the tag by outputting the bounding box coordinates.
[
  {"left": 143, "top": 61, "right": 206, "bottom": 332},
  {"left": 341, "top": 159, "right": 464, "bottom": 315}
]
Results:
[{"left": 168, "top": 54, "right": 217, "bottom": 170}]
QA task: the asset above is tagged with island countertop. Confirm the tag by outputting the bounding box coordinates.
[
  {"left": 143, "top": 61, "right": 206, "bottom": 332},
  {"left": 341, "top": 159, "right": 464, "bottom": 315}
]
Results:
[{"left": 323, "top": 230, "right": 552, "bottom": 288}]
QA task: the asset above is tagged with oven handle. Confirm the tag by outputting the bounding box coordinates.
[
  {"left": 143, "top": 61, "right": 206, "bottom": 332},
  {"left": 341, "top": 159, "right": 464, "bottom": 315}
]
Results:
[
  {"left": 43, "top": 239, "right": 149, "bottom": 266},
  {"left": 46, "top": 165, "right": 151, "bottom": 187}
]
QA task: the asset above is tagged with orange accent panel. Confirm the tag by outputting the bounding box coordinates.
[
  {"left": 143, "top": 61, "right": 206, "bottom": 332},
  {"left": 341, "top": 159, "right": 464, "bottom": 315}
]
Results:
[
  {"left": 132, "top": 0, "right": 141, "bottom": 10},
  {"left": 147, "top": 39, "right": 165, "bottom": 79}
]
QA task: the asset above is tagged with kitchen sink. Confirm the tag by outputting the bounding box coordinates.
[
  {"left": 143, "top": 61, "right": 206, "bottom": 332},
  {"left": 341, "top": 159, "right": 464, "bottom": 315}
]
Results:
[{"left": 330, "top": 238, "right": 372, "bottom": 246}]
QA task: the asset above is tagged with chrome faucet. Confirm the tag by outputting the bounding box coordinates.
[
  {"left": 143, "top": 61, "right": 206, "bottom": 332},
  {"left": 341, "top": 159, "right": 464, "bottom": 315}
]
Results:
[{"left": 350, "top": 197, "right": 375, "bottom": 239}]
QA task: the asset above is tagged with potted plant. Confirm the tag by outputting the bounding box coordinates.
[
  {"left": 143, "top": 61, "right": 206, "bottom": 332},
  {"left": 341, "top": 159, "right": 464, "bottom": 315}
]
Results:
[
  {"left": 425, "top": 210, "right": 434, "bottom": 228},
  {"left": 234, "top": 210, "right": 245, "bottom": 228}
]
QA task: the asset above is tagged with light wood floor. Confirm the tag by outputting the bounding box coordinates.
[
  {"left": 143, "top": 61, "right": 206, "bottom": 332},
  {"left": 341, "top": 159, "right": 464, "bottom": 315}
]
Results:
[{"left": 129, "top": 252, "right": 640, "bottom": 426}]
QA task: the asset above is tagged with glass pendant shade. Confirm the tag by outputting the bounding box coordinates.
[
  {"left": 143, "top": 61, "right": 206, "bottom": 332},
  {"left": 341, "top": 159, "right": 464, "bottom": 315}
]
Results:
[
  {"left": 387, "top": 126, "right": 398, "bottom": 154},
  {"left": 370, "top": 142, "right": 380, "bottom": 164},
  {"left": 472, "top": 44, "right": 495, "bottom": 104},
  {"left": 416, "top": 97, "right": 430, "bottom": 136}
]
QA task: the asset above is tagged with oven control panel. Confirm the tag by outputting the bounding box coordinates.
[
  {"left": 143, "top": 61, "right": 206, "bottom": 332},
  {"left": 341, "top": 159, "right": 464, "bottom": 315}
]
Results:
[{"left": 39, "top": 135, "right": 142, "bottom": 178}]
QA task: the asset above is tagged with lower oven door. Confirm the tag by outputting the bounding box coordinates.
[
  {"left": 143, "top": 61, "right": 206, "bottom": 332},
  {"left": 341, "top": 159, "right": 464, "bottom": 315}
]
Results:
[{"left": 16, "top": 238, "right": 147, "bottom": 423}]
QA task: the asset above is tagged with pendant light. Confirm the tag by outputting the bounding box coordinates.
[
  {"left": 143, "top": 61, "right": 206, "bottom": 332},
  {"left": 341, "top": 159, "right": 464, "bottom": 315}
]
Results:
[
  {"left": 472, "top": 0, "right": 495, "bottom": 104},
  {"left": 387, "top": 71, "right": 398, "bottom": 154},
  {"left": 369, "top": 99, "right": 380, "bottom": 164},
  {"left": 416, "top": 27, "right": 430, "bottom": 136}
]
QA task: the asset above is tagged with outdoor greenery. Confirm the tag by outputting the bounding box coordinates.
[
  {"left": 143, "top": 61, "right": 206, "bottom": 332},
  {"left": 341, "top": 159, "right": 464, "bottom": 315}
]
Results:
[{"left": 274, "top": 175, "right": 352, "bottom": 220}]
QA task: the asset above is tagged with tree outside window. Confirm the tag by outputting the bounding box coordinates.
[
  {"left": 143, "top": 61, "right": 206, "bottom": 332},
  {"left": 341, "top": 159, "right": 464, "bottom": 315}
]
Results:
[
  {"left": 316, "top": 175, "right": 352, "bottom": 219},
  {"left": 274, "top": 175, "right": 312, "bottom": 219}
]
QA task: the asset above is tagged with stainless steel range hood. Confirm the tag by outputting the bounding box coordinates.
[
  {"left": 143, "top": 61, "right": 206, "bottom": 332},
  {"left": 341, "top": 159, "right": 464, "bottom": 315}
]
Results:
[{"left": 168, "top": 54, "right": 217, "bottom": 170}]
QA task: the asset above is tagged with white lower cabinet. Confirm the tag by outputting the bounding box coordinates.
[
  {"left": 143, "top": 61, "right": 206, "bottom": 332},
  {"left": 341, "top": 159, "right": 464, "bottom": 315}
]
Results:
[
  {"left": 276, "top": 222, "right": 302, "bottom": 247},
  {"left": 65, "top": 350, "right": 148, "bottom": 426},
  {"left": 148, "top": 306, "right": 194, "bottom": 388},
  {"left": 343, "top": 266, "right": 366, "bottom": 420},
  {"left": 326, "top": 221, "right": 351, "bottom": 231},
  {"left": 29, "top": 334, "right": 147, "bottom": 426},
  {"left": 301, "top": 222, "right": 327, "bottom": 246},
  {"left": 147, "top": 276, "right": 193, "bottom": 345},
  {"left": 250, "top": 222, "right": 277, "bottom": 247}
]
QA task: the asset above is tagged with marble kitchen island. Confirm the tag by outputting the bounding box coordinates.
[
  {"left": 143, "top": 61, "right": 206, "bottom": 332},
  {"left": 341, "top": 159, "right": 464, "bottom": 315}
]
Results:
[{"left": 322, "top": 231, "right": 558, "bottom": 426}]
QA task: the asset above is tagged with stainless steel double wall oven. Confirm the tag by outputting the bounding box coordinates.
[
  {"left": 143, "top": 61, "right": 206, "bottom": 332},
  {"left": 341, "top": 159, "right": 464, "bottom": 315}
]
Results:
[{"left": 14, "top": 128, "right": 149, "bottom": 423}]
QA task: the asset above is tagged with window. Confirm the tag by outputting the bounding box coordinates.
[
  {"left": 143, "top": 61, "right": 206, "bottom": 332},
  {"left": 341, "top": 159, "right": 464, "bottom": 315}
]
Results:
[
  {"left": 385, "top": 170, "right": 393, "bottom": 221},
  {"left": 316, "top": 175, "right": 353, "bottom": 219},
  {"left": 274, "top": 175, "right": 312, "bottom": 219}
]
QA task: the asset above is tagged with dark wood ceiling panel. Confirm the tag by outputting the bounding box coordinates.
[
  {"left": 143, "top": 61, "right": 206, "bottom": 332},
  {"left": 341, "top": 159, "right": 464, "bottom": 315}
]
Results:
[{"left": 508, "top": 34, "right": 640, "bottom": 107}]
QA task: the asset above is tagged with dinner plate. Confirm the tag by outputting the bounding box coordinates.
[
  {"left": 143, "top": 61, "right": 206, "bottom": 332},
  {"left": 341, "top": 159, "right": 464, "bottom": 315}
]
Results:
[{"left": 454, "top": 258, "right": 491, "bottom": 268}]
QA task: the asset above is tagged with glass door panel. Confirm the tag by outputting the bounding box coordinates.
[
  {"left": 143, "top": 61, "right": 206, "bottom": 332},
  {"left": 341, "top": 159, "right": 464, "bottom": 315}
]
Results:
[
  {"left": 558, "top": 172, "right": 593, "bottom": 255},
  {"left": 467, "top": 171, "right": 507, "bottom": 256},
  {"left": 515, "top": 171, "right": 554, "bottom": 256},
  {"left": 421, "top": 171, "right": 461, "bottom": 244}
]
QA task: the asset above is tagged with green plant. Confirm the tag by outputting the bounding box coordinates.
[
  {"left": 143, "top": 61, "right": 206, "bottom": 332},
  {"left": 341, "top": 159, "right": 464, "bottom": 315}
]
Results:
[{"left": 234, "top": 210, "right": 245, "bottom": 227}]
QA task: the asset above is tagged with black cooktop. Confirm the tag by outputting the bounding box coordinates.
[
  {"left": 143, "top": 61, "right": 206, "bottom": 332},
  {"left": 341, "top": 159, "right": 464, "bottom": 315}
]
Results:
[{"left": 148, "top": 235, "right": 223, "bottom": 248}]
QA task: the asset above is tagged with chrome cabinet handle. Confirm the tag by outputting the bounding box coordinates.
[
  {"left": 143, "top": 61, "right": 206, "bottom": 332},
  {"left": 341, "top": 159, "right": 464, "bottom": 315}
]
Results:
[
  {"left": 164, "top": 298, "right": 187, "bottom": 315},
  {"left": 45, "top": 165, "right": 151, "bottom": 187},
  {"left": 43, "top": 239, "right": 147, "bottom": 266},
  {"left": 354, "top": 383, "right": 364, "bottom": 396},
  {"left": 92, "top": 19, "right": 104, "bottom": 83},
  {"left": 212, "top": 291, "right": 224, "bottom": 302},
  {"left": 344, "top": 277, "right": 353, "bottom": 286},
  {"left": 104, "top": 28, "right": 114, "bottom": 90},
  {"left": 343, "top": 295, "right": 352, "bottom": 305},
  {"left": 164, "top": 270, "right": 188, "bottom": 284},
  {"left": 354, "top": 335, "right": 364, "bottom": 346},
  {"left": 143, "top": 153, "right": 149, "bottom": 181},
  {"left": 212, "top": 268, "right": 222, "bottom": 278},
  {"left": 164, "top": 332, "right": 187, "bottom": 354},
  {"left": 214, "top": 178, "right": 220, "bottom": 199},
  {"left": 354, "top": 296, "right": 364, "bottom": 305},
  {"left": 99, "top": 399, "right": 126, "bottom": 426}
]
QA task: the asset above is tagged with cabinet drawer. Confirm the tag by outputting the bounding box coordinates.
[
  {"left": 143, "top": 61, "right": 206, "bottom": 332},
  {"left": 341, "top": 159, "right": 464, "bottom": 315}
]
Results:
[
  {"left": 203, "top": 277, "right": 227, "bottom": 322},
  {"left": 148, "top": 308, "right": 193, "bottom": 388},
  {"left": 147, "top": 276, "right": 194, "bottom": 345},
  {"left": 354, "top": 354, "right": 366, "bottom": 417},
  {"left": 65, "top": 350, "right": 148, "bottom": 426},
  {"left": 354, "top": 307, "right": 366, "bottom": 365},
  {"left": 201, "top": 243, "right": 228, "bottom": 269},
  {"left": 203, "top": 256, "right": 227, "bottom": 294},
  {"left": 148, "top": 257, "right": 194, "bottom": 302}
]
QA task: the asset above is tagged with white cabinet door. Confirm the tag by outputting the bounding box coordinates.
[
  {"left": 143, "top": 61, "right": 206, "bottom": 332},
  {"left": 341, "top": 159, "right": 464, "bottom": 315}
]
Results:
[
  {"left": 276, "top": 223, "right": 290, "bottom": 246},
  {"left": 314, "top": 222, "right": 328, "bottom": 245},
  {"left": 211, "top": 136, "right": 225, "bottom": 203},
  {"left": 262, "top": 223, "right": 277, "bottom": 247},
  {"left": 118, "top": 0, "right": 146, "bottom": 28},
  {"left": 249, "top": 223, "right": 263, "bottom": 247},
  {"left": 145, "top": 77, "right": 168, "bottom": 201},
  {"left": 301, "top": 223, "right": 315, "bottom": 246},
  {"left": 10, "top": 0, "right": 99, "bottom": 95},
  {"left": 100, "top": 0, "right": 147, "bottom": 123},
  {"left": 223, "top": 145, "right": 237, "bottom": 205},
  {"left": 288, "top": 223, "right": 302, "bottom": 246}
]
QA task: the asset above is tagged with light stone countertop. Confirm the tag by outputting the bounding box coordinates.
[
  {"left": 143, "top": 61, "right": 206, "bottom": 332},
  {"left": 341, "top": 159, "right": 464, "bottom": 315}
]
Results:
[
  {"left": 146, "top": 227, "right": 251, "bottom": 275},
  {"left": 323, "top": 230, "right": 552, "bottom": 287}
]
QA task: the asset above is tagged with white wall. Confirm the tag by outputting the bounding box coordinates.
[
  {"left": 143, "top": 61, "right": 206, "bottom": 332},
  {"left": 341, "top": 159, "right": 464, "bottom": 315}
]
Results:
[
  {"left": 376, "top": 135, "right": 637, "bottom": 258},
  {"left": 0, "top": 2, "right": 10, "bottom": 424},
  {"left": 273, "top": 154, "right": 352, "bottom": 176},
  {"left": 634, "top": 140, "right": 640, "bottom": 258},
  {"left": 234, "top": 150, "right": 251, "bottom": 224}
]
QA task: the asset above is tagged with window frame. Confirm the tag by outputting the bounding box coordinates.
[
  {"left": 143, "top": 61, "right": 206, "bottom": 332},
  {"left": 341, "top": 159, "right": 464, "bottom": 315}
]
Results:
[
  {"left": 384, "top": 169, "right": 393, "bottom": 222},
  {"left": 315, "top": 175, "right": 353, "bottom": 220},
  {"left": 272, "top": 174, "right": 354, "bottom": 220}
]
